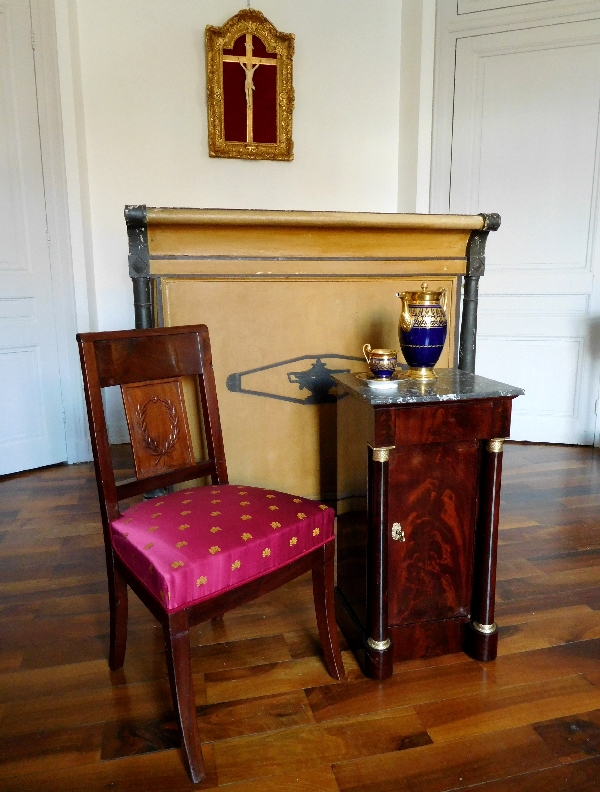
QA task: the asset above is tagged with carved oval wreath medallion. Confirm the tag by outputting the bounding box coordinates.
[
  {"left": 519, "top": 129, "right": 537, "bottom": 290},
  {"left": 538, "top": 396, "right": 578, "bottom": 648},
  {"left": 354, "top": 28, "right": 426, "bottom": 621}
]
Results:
[{"left": 136, "top": 396, "right": 180, "bottom": 466}]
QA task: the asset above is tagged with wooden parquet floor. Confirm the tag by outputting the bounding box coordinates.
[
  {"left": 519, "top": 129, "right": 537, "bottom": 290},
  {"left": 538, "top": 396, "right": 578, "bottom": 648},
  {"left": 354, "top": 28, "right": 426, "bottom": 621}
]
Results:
[{"left": 2, "top": 443, "right": 600, "bottom": 791}]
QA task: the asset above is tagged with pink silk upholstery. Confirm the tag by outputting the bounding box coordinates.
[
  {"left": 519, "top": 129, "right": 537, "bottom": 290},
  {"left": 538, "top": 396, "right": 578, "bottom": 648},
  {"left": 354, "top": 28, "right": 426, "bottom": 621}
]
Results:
[{"left": 111, "top": 485, "right": 335, "bottom": 613}]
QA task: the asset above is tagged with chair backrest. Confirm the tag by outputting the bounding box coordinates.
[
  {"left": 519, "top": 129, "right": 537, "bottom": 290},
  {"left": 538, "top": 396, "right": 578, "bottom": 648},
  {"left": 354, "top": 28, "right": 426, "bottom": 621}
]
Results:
[{"left": 77, "top": 325, "right": 228, "bottom": 531}]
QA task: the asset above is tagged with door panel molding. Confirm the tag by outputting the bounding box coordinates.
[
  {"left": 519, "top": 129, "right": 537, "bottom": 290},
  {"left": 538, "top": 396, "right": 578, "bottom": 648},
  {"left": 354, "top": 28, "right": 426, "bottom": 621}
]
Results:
[
  {"left": 433, "top": 2, "right": 600, "bottom": 445},
  {"left": 452, "top": 0, "right": 600, "bottom": 28},
  {"left": 476, "top": 337, "right": 584, "bottom": 419},
  {"left": 31, "top": 0, "right": 90, "bottom": 464},
  {"left": 450, "top": 21, "right": 600, "bottom": 272}
]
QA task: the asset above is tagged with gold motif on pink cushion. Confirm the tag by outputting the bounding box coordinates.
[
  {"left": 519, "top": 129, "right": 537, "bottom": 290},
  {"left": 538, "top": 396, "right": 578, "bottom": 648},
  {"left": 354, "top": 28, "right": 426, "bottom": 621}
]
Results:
[
  {"left": 178, "top": 524, "right": 190, "bottom": 531},
  {"left": 241, "top": 514, "right": 252, "bottom": 520},
  {"left": 313, "top": 528, "right": 320, "bottom": 537},
  {"left": 125, "top": 518, "right": 133, "bottom": 523},
  {"left": 181, "top": 510, "right": 191, "bottom": 515},
  {"left": 209, "top": 546, "right": 221, "bottom": 554},
  {"left": 197, "top": 576, "right": 207, "bottom": 586},
  {"left": 210, "top": 526, "right": 221, "bottom": 533},
  {"left": 266, "top": 495, "right": 276, "bottom": 499},
  {"left": 155, "top": 501, "right": 165, "bottom": 506},
  {"left": 271, "top": 522, "right": 281, "bottom": 529},
  {"left": 149, "top": 526, "right": 159, "bottom": 532},
  {"left": 238, "top": 491, "right": 248, "bottom": 494},
  {"left": 232, "top": 560, "right": 241, "bottom": 570},
  {"left": 211, "top": 490, "right": 219, "bottom": 494},
  {"left": 269, "top": 506, "right": 279, "bottom": 511},
  {"left": 319, "top": 505, "right": 328, "bottom": 510},
  {"left": 262, "top": 548, "right": 271, "bottom": 557},
  {"left": 211, "top": 511, "right": 221, "bottom": 516},
  {"left": 241, "top": 533, "right": 252, "bottom": 541},
  {"left": 297, "top": 513, "right": 307, "bottom": 520},
  {"left": 293, "top": 499, "right": 302, "bottom": 503},
  {"left": 176, "top": 541, "right": 188, "bottom": 548},
  {"left": 182, "top": 500, "right": 192, "bottom": 504},
  {"left": 240, "top": 501, "right": 250, "bottom": 506},
  {"left": 171, "top": 561, "right": 184, "bottom": 569},
  {"left": 149, "top": 564, "right": 153, "bottom": 572},
  {"left": 211, "top": 500, "right": 221, "bottom": 504},
  {"left": 290, "top": 537, "right": 297, "bottom": 546},
  {"left": 151, "top": 512, "right": 162, "bottom": 518},
  {"left": 144, "top": 542, "right": 154, "bottom": 550}
]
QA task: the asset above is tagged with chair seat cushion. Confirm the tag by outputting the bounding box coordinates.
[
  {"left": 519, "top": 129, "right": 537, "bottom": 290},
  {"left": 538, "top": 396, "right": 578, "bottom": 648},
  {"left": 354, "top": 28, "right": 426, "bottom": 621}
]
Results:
[{"left": 111, "top": 484, "right": 334, "bottom": 612}]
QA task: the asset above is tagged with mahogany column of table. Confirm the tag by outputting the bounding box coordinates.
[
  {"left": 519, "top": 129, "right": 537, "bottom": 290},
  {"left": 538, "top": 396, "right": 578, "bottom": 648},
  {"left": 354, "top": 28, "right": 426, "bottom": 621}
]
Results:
[{"left": 333, "top": 369, "right": 523, "bottom": 680}]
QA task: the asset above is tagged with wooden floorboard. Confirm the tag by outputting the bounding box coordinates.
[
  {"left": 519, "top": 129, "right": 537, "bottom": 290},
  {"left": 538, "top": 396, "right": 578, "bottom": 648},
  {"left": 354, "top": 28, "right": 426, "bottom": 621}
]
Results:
[{"left": 1, "top": 443, "right": 600, "bottom": 790}]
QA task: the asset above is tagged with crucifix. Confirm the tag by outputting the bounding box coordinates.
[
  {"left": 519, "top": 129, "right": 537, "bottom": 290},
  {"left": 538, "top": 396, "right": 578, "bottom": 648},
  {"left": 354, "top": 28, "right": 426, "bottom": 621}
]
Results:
[
  {"left": 206, "top": 8, "right": 294, "bottom": 160},
  {"left": 222, "top": 33, "right": 277, "bottom": 144}
]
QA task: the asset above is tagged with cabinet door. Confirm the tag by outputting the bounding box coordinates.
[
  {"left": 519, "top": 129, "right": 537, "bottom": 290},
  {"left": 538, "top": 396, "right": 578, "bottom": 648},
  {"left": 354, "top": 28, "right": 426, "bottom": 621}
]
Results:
[{"left": 387, "top": 441, "right": 480, "bottom": 625}]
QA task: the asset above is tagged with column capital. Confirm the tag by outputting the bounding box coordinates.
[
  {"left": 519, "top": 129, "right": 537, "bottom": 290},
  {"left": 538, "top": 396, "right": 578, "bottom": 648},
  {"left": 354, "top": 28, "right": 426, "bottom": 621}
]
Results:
[{"left": 368, "top": 445, "right": 395, "bottom": 463}]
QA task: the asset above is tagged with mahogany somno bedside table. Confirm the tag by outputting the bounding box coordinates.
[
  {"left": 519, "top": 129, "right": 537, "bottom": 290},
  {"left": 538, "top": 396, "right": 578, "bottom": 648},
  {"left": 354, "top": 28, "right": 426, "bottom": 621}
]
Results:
[{"left": 333, "top": 369, "right": 523, "bottom": 680}]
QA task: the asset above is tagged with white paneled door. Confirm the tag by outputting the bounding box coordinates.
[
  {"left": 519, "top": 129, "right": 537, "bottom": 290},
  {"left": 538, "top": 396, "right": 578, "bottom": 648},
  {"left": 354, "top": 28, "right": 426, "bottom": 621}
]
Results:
[
  {"left": 0, "top": 0, "right": 66, "bottom": 474},
  {"left": 450, "top": 19, "right": 600, "bottom": 444}
]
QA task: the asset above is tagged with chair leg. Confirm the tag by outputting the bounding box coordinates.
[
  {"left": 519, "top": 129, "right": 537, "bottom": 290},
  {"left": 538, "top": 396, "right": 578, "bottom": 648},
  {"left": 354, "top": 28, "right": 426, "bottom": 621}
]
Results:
[
  {"left": 312, "top": 541, "right": 345, "bottom": 680},
  {"left": 108, "top": 555, "right": 128, "bottom": 671},
  {"left": 163, "top": 611, "right": 205, "bottom": 784}
]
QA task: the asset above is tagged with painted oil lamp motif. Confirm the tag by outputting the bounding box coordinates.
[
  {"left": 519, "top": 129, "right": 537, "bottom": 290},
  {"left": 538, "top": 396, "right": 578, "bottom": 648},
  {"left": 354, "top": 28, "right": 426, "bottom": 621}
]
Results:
[{"left": 396, "top": 282, "right": 447, "bottom": 381}]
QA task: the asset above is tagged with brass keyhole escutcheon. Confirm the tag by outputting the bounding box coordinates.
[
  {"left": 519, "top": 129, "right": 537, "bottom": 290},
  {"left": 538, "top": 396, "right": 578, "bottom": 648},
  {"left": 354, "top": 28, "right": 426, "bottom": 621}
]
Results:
[{"left": 392, "top": 522, "right": 405, "bottom": 542}]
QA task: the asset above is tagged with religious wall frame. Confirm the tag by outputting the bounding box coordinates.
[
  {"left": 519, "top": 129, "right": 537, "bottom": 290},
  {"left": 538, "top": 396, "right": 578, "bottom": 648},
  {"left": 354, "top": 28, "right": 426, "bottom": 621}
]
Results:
[{"left": 205, "top": 9, "right": 294, "bottom": 161}]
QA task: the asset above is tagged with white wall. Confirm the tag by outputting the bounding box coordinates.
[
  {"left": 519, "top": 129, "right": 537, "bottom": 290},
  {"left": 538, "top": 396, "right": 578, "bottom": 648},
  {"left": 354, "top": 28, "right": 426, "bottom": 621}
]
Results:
[
  {"left": 397, "top": 0, "right": 436, "bottom": 213},
  {"left": 54, "top": 0, "right": 434, "bottom": 438},
  {"left": 64, "top": 0, "right": 411, "bottom": 332}
]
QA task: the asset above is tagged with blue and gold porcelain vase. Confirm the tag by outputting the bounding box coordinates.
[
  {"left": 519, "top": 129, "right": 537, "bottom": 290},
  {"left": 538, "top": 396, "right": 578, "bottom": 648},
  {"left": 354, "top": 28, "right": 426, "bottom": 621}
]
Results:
[{"left": 396, "top": 282, "right": 447, "bottom": 381}]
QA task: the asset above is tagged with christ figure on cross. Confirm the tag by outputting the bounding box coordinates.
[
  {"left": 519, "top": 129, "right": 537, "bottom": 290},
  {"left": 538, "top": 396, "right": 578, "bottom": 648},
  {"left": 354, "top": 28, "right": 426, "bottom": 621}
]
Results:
[{"left": 242, "top": 60, "right": 260, "bottom": 109}]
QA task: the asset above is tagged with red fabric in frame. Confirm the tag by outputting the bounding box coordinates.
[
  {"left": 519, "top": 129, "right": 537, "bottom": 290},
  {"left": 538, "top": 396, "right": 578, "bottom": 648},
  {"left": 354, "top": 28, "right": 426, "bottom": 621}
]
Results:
[
  {"left": 223, "top": 59, "right": 247, "bottom": 143},
  {"left": 253, "top": 60, "right": 277, "bottom": 143},
  {"left": 223, "top": 35, "right": 246, "bottom": 56},
  {"left": 250, "top": 35, "right": 277, "bottom": 144}
]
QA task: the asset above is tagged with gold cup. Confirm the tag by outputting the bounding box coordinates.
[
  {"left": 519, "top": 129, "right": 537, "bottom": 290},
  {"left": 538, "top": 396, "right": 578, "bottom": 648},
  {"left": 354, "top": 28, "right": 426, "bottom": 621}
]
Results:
[{"left": 363, "top": 344, "right": 398, "bottom": 379}]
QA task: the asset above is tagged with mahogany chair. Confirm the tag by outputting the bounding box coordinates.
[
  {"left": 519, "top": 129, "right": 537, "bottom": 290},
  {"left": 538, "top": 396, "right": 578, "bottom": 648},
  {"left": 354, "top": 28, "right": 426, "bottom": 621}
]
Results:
[{"left": 77, "top": 325, "right": 344, "bottom": 783}]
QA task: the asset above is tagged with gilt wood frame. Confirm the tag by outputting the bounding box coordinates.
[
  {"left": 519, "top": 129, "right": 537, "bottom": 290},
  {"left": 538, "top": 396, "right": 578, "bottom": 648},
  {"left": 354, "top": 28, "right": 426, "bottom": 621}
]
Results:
[{"left": 206, "top": 8, "right": 294, "bottom": 161}]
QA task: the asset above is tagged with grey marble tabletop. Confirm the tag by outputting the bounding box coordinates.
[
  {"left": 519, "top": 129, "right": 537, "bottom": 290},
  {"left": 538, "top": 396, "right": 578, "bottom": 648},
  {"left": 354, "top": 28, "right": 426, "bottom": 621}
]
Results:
[{"left": 334, "top": 368, "right": 524, "bottom": 406}]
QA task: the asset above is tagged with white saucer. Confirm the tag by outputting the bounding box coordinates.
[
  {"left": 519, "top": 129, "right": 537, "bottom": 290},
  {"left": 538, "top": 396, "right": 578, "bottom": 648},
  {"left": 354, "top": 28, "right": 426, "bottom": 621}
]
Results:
[{"left": 356, "top": 372, "right": 401, "bottom": 389}]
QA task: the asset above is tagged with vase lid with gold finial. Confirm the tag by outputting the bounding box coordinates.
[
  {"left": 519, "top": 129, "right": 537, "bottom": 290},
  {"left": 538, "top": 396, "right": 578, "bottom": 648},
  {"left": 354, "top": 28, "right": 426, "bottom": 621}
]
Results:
[{"left": 399, "top": 282, "right": 445, "bottom": 305}]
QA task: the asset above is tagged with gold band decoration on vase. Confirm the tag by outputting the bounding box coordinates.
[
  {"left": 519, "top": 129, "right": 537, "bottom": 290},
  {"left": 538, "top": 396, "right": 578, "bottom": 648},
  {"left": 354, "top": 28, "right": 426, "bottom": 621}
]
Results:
[
  {"left": 487, "top": 438, "right": 505, "bottom": 454},
  {"left": 472, "top": 621, "right": 497, "bottom": 635},
  {"left": 367, "top": 637, "right": 391, "bottom": 651},
  {"left": 206, "top": 8, "right": 294, "bottom": 160},
  {"left": 369, "top": 445, "right": 395, "bottom": 463}
]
